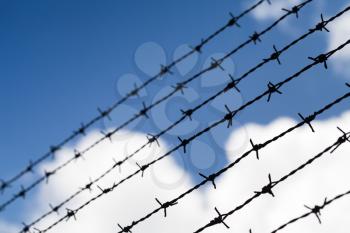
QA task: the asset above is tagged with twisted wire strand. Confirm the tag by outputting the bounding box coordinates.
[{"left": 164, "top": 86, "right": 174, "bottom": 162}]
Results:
[
  {"left": 0, "top": 0, "right": 269, "bottom": 193},
  {"left": 37, "top": 37, "right": 350, "bottom": 233},
  {"left": 118, "top": 91, "right": 350, "bottom": 233},
  {"left": 1, "top": 0, "right": 315, "bottom": 213},
  {"left": 270, "top": 189, "right": 350, "bottom": 233},
  {"left": 14, "top": 1, "right": 328, "bottom": 229},
  {"left": 13, "top": 2, "right": 333, "bottom": 230},
  {"left": 194, "top": 127, "right": 350, "bottom": 232}
]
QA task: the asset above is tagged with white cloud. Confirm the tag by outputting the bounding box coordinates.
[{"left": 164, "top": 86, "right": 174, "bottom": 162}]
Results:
[
  {"left": 250, "top": 0, "right": 301, "bottom": 21},
  {"left": 0, "top": 130, "right": 212, "bottom": 233},
  {"left": 1, "top": 111, "right": 350, "bottom": 233},
  {"left": 248, "top": 0, "right": 303, "bottom": 37},
  {"left": 217, "top": 112, "right": 350, "bottom": 232},
  {"left": 0, "top": 221, "right": 19, "bottom": 233},
  {"left": 327, "top": 12, "right": 350, "bottom": 77}
]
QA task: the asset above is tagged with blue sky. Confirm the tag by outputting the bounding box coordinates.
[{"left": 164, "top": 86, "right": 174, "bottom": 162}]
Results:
[{"left": 1, "top": 0, "right": 350, "bottom": 229}]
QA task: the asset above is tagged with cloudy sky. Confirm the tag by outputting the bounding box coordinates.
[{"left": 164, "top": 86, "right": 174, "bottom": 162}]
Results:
[{"left": 1, "top": 0, "right": 350, "bottom": 232}]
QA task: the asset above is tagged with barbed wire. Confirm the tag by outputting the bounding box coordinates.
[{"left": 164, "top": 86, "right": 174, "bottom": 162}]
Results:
[
  {"left": 0, "top": 0, "right": 269, "bottom": 194},
  {"left": 0, "top": 0, "right": 315, "bottom": 213},
  {"left": 14, "top": 2, "right": 336, "bottom": 230},
  {"left": 34, "top": 37, "right": 350, "bottom": 233},
  {"left": 270, "top": 188, "right": 350, "bottom": 233},
  {"left": 116, "top": 91, "right": 350, "bottom": 233},
  {"left": 194, "top": 126, "right": 350, "bottom": 232}
]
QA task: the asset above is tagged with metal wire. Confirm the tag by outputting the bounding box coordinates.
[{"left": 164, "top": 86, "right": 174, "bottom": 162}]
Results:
[
  {"left": 1, "top": 0, "right": 315, "bottom": 213},
  {"left": 270, "top": 189, "right": 350, "bottom": 233},
  {"left": 0, "top": 0, "right": 269, "bottom": 194},
  {"left": 35, "top": 37, "right": 350, "bottom": 233},
  {"left": 14, "top": 2, "right": 338, "bottom": 230},
  {"left": 116, "top": 91, "right": 350, "bottom": 233},
  {"left": 194, "top": 127, "right": 350, "bottom": 232}
]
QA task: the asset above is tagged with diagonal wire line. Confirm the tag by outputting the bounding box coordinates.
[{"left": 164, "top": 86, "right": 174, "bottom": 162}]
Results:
[
  {"left": 116, "top": 91, "right": 350, "bottom": 233},
  {"left": 13, "top": 2, "right": 337, "bottom": 229},
  {"left": 0, "top": 0, "right": 316, "bottom": 212},
  {"left": 14, "top": 16, "right": 348, "bottom": 229},
  {"left": 15, "top": 5, "right": 349, "bottom": 226},
  {"left": 0, "top": 0, "right": 268, "bottom": 193},
  {"left": 35, "top": 38, "right": 350, "bottom": 233},
  {"left": 270, "top": 189, "right": 350, "bottom": 233},
  {"left": 194, "top": 128, "right": 350, "bottom": 232},
  {"left": 0, "top": 0, "right": 280, "bottom": 196},
  {"left": 14, "top": 1, "right": 336, "bottom": 229}
]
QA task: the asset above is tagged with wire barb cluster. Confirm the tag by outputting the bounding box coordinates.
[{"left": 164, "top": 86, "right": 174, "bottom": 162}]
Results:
[
  {"left": 15, "top": 7, "right": 350, "bottom": 232},
  {"left": 115, "top": 91, "right": 350, "bottom": 233},
  {"left": 271, "top": 189, "right": 350, "bottom": 233},
  {"left": 9, "top": 2, "right": 350, "bottom": 233},
  {"left": 2, "top": 0, "right": 317, "bottom": 214},
  {"left": 195, "top": 127, "right": 350, "bottom": 232},
  {"left": 0, "top": 0, "right": 270, "bottom": 196}
]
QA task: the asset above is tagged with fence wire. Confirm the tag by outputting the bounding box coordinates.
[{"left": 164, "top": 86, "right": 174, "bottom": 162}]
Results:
[
  {"left": 270, "top": 189, "right": 350, "bottom": 233},
  {"left": 194, "top": 126, "right": 350, "bottom": 232},
  {"left": 0, "top": 0, "right": 315, "bottom": 213},
  {"left": 33, "top": 37, "right": 350, "bottom": 232},
  {"left": 115, "top": 90, "right": 350, "bottom": 233},
  {"left": 0, "top": 0, "right": 270, "bottom": 195}
]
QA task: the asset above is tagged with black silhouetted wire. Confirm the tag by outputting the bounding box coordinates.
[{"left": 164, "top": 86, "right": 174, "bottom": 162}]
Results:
[
  {"left": 116, "top": 91, "right": 350, "bottom": 233},
  {"left": 0, "top": 0, "right": 269, "bottom": 195},
  {"left": 270, "top": 188, "right": 350, "bottom": 233},
  {"left": 16, "top": 3, "right": 337, "bottom": 230},
  {"left": 35, "top": 38, "right": 350, "bottom": 233},
  {"left": 16, "top": 4, "right": 350, "bottom": 233},
  {"left": 194, "top": 127, "right": 350, "bottom": 232},
  {"left": 14, "top": 16, "right": 350, "bottom": 233},
  {"left": 1, "top": 0, "right": 316, "bottom": 214}
]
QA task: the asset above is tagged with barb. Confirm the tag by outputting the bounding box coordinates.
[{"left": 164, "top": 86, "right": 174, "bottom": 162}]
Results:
[
  {"left": 0, "top": 0, "right": 269, "bottom": 194},
  {"left": 267, "top": 82, "right": 283, "bottom": 102},
  {"left": 282, "top": 4, "right": 304, "bottom": 18},
  {"left": 209, "top": 207, "right": 230, "bottom": 229},
  {"left": 298, "top": 113, "right": 315, "bottom": 132},
  {"left": 264, "top": 45, "right": 282, "bottom": 64},
  {"left": 15, "top": 158, "right": 121, "bottom": 233},
  {"left": 330, "top": 127, "right": 350, "bottom": 153},
  {"left": 40, "top": 38, "right": 350, "bottom": 232},
  {"left": 271, "top": 189, "right": 350, "bottom": 233},
  {"left": 250, "top": 139, "right": 263, "bottom": 160},
  {"left": 115, "top": 91, "right": 350, "bottom": 233},
  {"left": 17, "top": 14, "right": 350, "bottom": 232},
  {"left": 195, "top": 128, "right": 350, "bottom": 232},
  {"left": 224, "top": 104, "right": 237, "bottom": 128},
  {"left": 155, "top": 198, "right": 178, "bottom": 218},
  {"left": 3, "top": 0, "right": 316, "bottom": 214}
]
